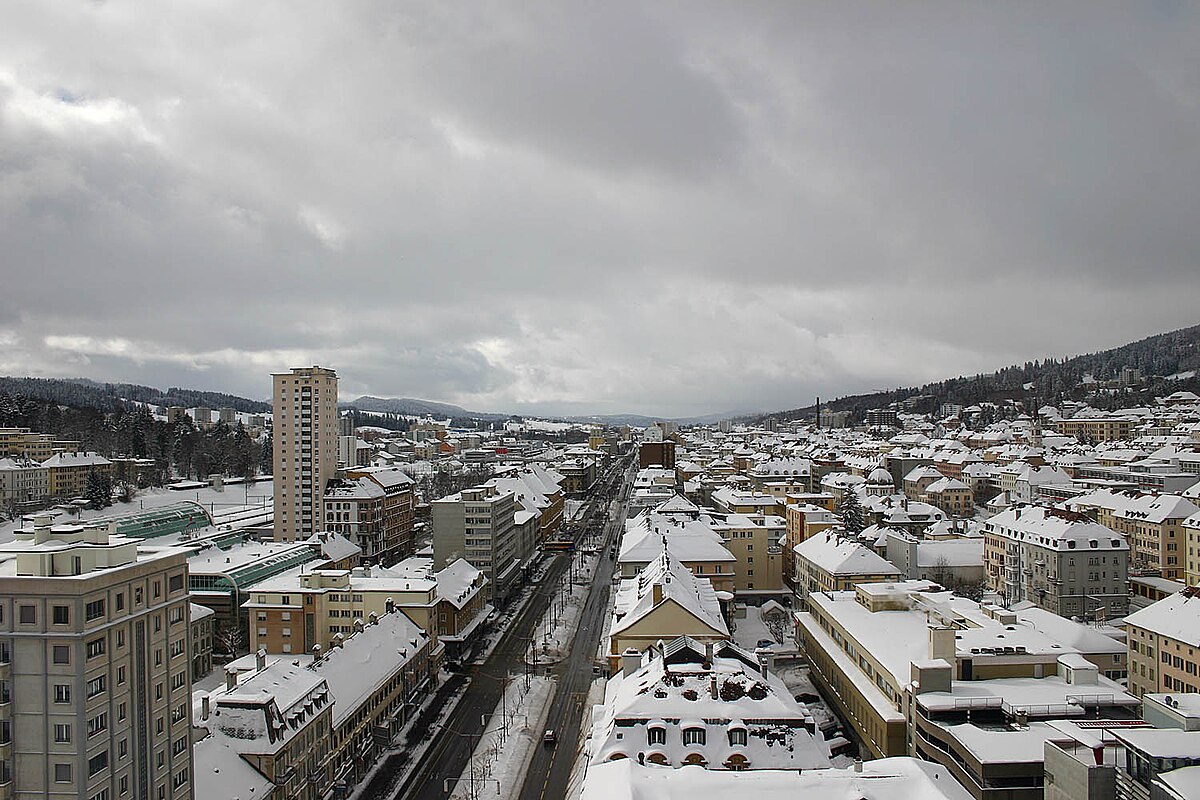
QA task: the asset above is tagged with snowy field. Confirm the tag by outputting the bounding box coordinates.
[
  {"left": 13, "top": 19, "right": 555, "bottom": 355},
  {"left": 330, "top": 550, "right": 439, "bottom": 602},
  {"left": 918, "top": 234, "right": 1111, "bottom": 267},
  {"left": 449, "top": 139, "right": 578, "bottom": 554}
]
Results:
[{"left": 0, "top": 479, "right": 274, "bottom": 544}]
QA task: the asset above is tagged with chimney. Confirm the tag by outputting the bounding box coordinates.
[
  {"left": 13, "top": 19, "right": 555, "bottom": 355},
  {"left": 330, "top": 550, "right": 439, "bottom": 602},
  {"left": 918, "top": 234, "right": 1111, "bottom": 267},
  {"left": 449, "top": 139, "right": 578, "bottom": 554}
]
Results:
[
  {"left": 368, "top": 612, "right": 379, "bottom": 626},
  {"left": 225, "top": 667, "right": 237, "bottom": 691},
  {"left": 622, "top": 648, "right": 642, "bottom": 678},
  {"left": 704, "top": 641, "right": 714, "bottom": 664},
  {"left": 255, "top": 648, "right": 266, "bottom": 672},
  {"left": 756, "top": 648, "right": 774, "bottom": 676},
  {"left": 201, "top": 694, "right": 210, "bottom": 721},
  {"left": 853, "top": 759, "right": 863, "bottom": 773},
  {"left": 312, "top": 644, "right": 322, "bottom": 664},
  {"left": 385, "top": 597, "right": 395, "bottom": 614},
  {"left": 652, "top": 582, "right": 663, "bottom": 605},
  {"left": 710, "top": 674, "right": 718, "bottom": 699},
  {"left": 928, "top": 626, "right": 955, "bottom": 662}
]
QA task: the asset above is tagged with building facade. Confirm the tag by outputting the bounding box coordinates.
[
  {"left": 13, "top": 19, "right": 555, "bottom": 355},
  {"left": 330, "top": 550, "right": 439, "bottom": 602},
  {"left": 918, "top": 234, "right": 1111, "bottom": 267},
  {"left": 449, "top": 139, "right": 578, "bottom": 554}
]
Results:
[
  {"left": 272, "top": 366, "right": 339, "bottom": 542},
  {"left": 0, "top": 517, "right": 194, "bottom": 800}
]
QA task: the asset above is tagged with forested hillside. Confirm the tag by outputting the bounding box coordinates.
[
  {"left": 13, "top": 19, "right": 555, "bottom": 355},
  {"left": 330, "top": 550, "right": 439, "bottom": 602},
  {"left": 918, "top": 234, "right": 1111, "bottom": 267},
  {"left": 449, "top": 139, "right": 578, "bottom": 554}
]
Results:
[{"left": 770, "top": 323, "right": 1200, "bottom": 422}]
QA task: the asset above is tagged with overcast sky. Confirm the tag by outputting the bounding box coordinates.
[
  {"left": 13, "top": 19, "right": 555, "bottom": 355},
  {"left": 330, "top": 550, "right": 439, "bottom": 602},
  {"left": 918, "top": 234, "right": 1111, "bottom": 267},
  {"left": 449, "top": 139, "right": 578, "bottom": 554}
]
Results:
[{"left": 1, "top": 2, "right": 1198, "bottom": 418}]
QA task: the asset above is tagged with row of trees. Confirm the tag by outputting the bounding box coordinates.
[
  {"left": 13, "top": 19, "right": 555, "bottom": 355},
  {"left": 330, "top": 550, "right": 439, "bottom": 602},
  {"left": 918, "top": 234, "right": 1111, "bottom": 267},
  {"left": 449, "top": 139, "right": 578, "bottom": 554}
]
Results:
[{"left": 0, "top": 394, "right": 272, "bottom": 483}]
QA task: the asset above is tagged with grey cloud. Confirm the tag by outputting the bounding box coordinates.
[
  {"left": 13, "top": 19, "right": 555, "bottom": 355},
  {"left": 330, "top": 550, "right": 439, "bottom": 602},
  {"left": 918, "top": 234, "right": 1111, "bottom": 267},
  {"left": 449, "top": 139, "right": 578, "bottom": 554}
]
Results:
[{"left": 0, "top": 2, "right": 1197, "bottom": 417}]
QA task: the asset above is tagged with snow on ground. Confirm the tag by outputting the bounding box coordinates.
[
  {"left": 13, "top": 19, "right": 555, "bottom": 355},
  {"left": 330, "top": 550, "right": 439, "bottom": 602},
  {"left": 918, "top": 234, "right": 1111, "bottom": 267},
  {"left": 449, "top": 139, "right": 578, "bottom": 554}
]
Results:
[
  {"left": 448, "top": 675, "right": 556, "bottom": 800},
  {"left": 567, "top": 675, "right": 608, "bottom": 800},
  {"left": 0, "top": 480, "right": 274, "bottom": 544}
]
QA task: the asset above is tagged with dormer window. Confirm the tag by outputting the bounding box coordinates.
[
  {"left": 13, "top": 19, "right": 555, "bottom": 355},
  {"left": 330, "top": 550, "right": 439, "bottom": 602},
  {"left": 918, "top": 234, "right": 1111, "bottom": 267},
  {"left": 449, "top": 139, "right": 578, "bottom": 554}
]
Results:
[
  {"left": 647, "top": 726, "right": 666, "bottom": 746},
  {"left": 682, "top": 727, "right": 706, "bottom": 746},
  {"left": 728, "top": 728, "right": 747, "bottom": 746}
]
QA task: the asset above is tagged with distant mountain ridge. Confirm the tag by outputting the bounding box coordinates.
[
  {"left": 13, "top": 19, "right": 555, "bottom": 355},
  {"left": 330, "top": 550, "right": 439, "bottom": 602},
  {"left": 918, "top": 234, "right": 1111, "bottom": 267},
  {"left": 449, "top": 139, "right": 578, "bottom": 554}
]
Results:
[
  {"left": 762, "top": 322, "right": 1200, "bottom": 423},
  {"left": 344, "top": 395, "right": 507, "bottom": 420}
]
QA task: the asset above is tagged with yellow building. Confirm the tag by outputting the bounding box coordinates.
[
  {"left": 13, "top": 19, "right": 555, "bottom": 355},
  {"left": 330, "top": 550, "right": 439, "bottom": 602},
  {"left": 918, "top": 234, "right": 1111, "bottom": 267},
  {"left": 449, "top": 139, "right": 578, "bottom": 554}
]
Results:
[
  {"left": 1126, "top": 588, "right": 1200, "bottom": 697},
  {"left": 711, "top": 513, "right": 785, "bottom": 594},
  {"left": 41, "top": 451, "right": 113, "bottom": 498}
]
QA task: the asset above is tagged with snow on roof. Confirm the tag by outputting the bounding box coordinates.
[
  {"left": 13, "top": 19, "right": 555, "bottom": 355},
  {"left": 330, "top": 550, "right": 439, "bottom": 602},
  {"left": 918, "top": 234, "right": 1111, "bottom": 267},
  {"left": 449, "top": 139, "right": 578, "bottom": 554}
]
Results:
[
  {"left": 309, "top": 532, "right": 360, "bottom": 563},
  {"left": 1125, "top": 589, "right": 1200, "bottom": 646},
  {"left": 986, "top": 505, "right": 1128, "bottom": 551},
  {"left": 192, "top": 730, "right": 275, "bottom": 800},
  {"left": 1113, "top": 728, "right": 1200, "bottom": 758},
  {"left": 323, "top": 476, "right": 385, "bottom": 500},
  {"left": 794, "top": 531, "right": 901, "bottom": 577},
  {"left": 209, "top": 660, "right": 329, "bottom": 753},
  {"left": 903, "top": 465, "right": 945, "bottom": 482},
  {"left": 312, "top": 609, "right": 427, "bottom": 727},
  {"left": 620, "top": 513, "right": 736, "bottom": 565},
  {"left": 591, "top": 644, "right": 829, "bottom": 770},
  {"left": 581, "top": 757, "right": 974, "bottom": 800},
  {"left": 189, "top": 602, "right": 216, "bottom": 622},
  {"left": 40, "top": 451, "right": 112, "bottom": 467},
  {"left": 924, "top": 477, "right": 970, "bottom": 493},
  {"left": 610, "top": 555, "right": 728, "bottom": 639}
]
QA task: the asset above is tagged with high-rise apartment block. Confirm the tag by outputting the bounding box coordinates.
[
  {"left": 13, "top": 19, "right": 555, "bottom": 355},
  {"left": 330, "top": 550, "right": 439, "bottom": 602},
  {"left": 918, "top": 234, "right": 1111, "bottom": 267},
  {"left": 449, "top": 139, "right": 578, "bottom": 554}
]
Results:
[
  {"left": 272, "top": 366, "right": 339, "bottom": 542},
  {"left": 0, "top": 516, "right": 194, "bottom": 800}
]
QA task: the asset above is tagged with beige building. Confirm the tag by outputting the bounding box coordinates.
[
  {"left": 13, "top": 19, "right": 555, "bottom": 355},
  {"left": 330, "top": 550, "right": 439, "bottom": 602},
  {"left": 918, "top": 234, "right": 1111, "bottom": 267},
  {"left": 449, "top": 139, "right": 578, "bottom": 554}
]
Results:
[
  {"left": 1126, "top": 587, "right": 1200, "bottom": 698},
  {"left": 0, "top": 459, "right": 48, "bottom": 508},
  {"left": 792, "top": 529, "right": 901, "bottom": 606},
  {"left": 0, "top": 516, "right": 194, "bottom": 800},
  {"left": 42, "top": 452, "right": 113, "bottom": 499},
  {"left": 0, "top": 428, "right": 78, "bottom": 463},
  {"left": 710, "top": 513, "right": 785, "bottom": 594},
  {"left": 607, "top": 556, "right": 728, "bottom": 671},
  {"left": 272, "top": 366, "right": 339, "bottom": 542}
]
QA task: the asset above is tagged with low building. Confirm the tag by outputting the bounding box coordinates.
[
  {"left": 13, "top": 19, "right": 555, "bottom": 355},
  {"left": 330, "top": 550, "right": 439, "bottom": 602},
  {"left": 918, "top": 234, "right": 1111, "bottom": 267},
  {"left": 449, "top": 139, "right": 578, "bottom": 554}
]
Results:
[
  {"left": 581, "top": 757, "right": 974, "bottom": 800},
  {"left": 792, "top": 529, "right": 900, "bottom": 606},
  {"left": 607, "top": 555, "right": 729, "bottom": 671},
  {"left": 42, "top": 451, "right": 113, "bottom": 498},
  {"left": 590, "top": 637, "right": 830, "bottom": 770},
  {"left": 796, "top": 580, "right": 1141, "bottom": 799}
]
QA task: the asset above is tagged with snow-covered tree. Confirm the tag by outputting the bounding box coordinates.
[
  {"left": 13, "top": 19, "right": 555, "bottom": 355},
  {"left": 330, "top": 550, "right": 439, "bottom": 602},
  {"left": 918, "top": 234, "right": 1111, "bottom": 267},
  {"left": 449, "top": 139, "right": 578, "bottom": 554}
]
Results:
[{"left": 836, "top": 490, "right": 865, "bottom": 534}]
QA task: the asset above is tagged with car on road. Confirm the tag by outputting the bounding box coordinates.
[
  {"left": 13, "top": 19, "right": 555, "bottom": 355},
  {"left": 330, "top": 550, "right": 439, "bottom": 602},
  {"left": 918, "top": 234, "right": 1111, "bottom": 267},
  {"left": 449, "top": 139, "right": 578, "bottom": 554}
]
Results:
[{"left": 543, "top": 729, "right": 557, "bottom": 746}]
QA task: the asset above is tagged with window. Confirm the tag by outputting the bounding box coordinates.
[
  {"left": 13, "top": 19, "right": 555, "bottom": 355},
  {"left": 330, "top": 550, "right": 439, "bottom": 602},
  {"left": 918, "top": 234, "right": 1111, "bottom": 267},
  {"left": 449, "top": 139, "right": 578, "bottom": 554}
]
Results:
[
  {"left": 86, "top": 675, "right": 107, "bottom": 698},
  {"left": 86, "top": 638, "right": 106, "bottom": 659},
  {"left": 54, "top": 723, "right": 72, "bottom": 743},
  {"left": 18, "top": 606, "right": 35, "bottom": 624},
  {"left": 88, "top": 712, "right": 108, "bottom": 738},
  {"left": 172, "top": 768, "right": 189, "bottom": 790},
  {"left": 91, "top": 790, "right": 109, "bottom": 800},
  {"left": 682, "top": 727, "right": 706, "bottom": 746},
  {"left": 117, "top": 666, "right": 126, "bottom": 685},
  {"left": 169, "top": 574, "right": 184, "bottom": 592},
  {"left": 116, "top": 629, "right": 124, "bottom": 648},
  {"left": 153, "top": 581, "right": 161, "bottom": 599},
  {"left": 172, "top": 737, "right": 187, "bottom": 756},
  {"left": 118, "top": 703, "right": 127, "bottom": 722},
  {"left": 647, "top": 726, "right": 666, "bottom": 745},
  {"left": 53, "top": 605, "right": 70, "bottom": 625},
  {"left": 55, "top": 763, "right": 72, "bottom": 783},
  {"left": 54, "top": 684, "right": 71, "bottom": 703},
  {"left": 155, "top": 683, "right": 163, "bottom": 701},
  {"left": 115, "top": 593, "right": 124, "bottom": 612},
  {"left": 87, "top": 751, "right": 108, "bottom": 777},
  {"left": 729, "top": 728, "right": 747, "bottom": 746},
  {"left": 53, "top": 646, "right": 71, "bottom": 665},
  {"left": 118, "top": 738, "right": 127, "bottom": 759},
  {"left": 86, "top": 599, "right": 105, "bottom": 621}
]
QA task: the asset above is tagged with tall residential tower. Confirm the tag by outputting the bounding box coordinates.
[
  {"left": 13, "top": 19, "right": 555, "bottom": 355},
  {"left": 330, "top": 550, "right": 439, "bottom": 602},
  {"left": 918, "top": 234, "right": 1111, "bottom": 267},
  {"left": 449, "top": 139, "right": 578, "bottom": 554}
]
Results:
[{"left": 272, "top": 366, "right": 339, "bottom": 542}]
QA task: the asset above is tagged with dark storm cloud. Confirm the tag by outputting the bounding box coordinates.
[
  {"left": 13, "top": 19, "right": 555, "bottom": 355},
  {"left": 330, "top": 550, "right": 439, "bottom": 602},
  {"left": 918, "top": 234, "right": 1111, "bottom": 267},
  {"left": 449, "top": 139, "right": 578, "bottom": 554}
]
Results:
[{"left": 0, "top": 1, "right": 1197, "bottom": 416}]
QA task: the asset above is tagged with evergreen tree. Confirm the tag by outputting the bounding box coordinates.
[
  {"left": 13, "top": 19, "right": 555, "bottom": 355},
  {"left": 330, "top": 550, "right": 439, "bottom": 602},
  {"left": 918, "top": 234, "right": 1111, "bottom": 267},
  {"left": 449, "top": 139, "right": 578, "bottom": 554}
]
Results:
[
  {"left": 836, "top": 490, "right": 865, "bottom": 534},
  {"left": 83, "top": 470, "right": 112, "bottom": 510}
]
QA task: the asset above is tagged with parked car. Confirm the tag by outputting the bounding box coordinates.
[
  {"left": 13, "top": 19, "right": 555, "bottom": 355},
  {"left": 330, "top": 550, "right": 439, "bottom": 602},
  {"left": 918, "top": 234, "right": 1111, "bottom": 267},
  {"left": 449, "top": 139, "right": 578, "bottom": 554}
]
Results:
[
  {"left": 543, "top": 729, "right": 557, "bottom": 746},
  {"left": 756, "top": 639, "right": 776, "bottom": 649}
]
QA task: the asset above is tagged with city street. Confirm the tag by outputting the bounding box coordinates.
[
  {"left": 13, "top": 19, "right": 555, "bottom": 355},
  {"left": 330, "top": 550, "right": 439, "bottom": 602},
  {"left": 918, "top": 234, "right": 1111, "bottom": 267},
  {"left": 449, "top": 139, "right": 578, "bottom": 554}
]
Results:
[{"left": 386, "top": 456, "right": 631, "bottom": 800}]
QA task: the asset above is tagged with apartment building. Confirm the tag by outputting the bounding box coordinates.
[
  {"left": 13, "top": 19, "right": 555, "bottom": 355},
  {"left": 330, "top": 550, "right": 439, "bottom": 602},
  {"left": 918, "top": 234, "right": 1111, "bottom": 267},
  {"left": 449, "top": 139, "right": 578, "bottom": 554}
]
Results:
[
  {"left": 708, "top": 513, "right": 785, "bottom": 594},
  {"left": 1056, "top": 416, "right": 1137, "bottom": 442},
  {"left": 0, "top": 428, "right": 78, "bottom": 462},
  {"left": 0, "top": 517, "right": 194, "bottom": 800},
  {"left": 42, "top": 452, "right": 113, "bottom": 499},
  {"left": 1187, "top": 512, "right": 1200, "bottom": 587},
  {"left": 618, "top": 510, "right": 736, "bottom": 594},
  {"left": 983, "top": 505, "right": 1129, "bottom": 619},
  {"left": 1126, "top": 587, "right": 1200, "bottom": 698},
  {"left": 343, "top": 466, "right": 417, "bottom": 561},
  {"left": 188, "top": 603, "right": 214, "bottom": 682},
  {"left": 0, "top": 459, "right": 47, "bottom": 507},
  {"left": 321, "top": 477, "right": 386, "bottom": 563},
  {"left": 921, "top": 477, "right": 974, "bottom": 517},
  {"left": 791, "top": 529, "right": 900, "bottom": 606},
  {"left": 796, "top": 581, "right": 1140, "bottom": 799},
  {"left": 272, "top": 366, "right": 339, "bottom": 542},
  {"left": 1069, "top": 490, "right": 1198, "bottom": 580},
  {"left": 432, "top": 484, "right": 522, "bottom": 602}
]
